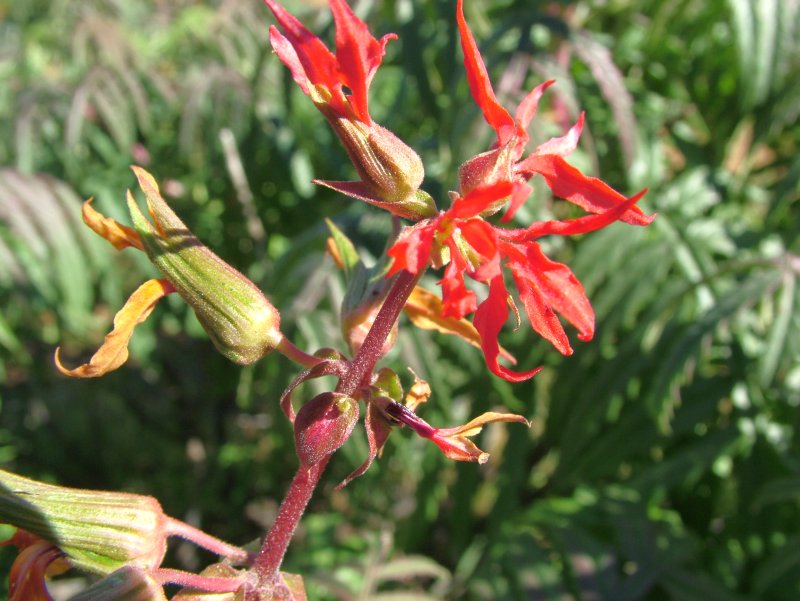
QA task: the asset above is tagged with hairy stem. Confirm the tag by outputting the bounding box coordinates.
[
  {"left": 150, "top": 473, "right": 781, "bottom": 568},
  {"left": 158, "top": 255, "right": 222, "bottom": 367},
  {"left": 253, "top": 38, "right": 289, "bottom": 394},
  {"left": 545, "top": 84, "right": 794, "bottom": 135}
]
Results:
[
  {"left": 164, "top": 516, "right": 250, "bottom": 563},
  {"left": 153, "top": 568, "right": 247, "bottom": 593},
  {"left": 252, "top": 459, "right": 329, "bottom": 586},
  {"left": 276, "top": 335, "right": 324, "bottom": 368},
  {"left": 253, "top": 269, "right": 419, "bottom": 589},
  {"left": 336, "top": 269, "right": 418, "bottom": 397}
]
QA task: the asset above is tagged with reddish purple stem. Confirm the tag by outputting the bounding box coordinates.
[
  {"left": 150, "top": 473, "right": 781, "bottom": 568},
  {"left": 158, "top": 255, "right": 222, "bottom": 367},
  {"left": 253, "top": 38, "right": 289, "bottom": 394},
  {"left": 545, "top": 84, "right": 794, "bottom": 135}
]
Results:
[{"left": 253, "top": 269, "right": 418, "bottom": 588}]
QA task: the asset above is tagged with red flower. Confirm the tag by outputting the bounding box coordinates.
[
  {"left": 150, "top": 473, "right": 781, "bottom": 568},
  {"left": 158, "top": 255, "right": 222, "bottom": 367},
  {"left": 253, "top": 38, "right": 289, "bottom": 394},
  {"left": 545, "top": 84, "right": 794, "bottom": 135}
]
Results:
[
  {"left": 265, "top": 0, "right": 435, "bottom": 220},
  {"left": 455, "top": 0, "right": 653, "bottom": 226},
  {"left": 388, "top": 182, "right": 647, "bottom": 381},
  {"left": 264, "top": 0, "right": 394, "bottom": 125},
  {"left": 383, "top": 2, "right": 654, "bottom": 381}
]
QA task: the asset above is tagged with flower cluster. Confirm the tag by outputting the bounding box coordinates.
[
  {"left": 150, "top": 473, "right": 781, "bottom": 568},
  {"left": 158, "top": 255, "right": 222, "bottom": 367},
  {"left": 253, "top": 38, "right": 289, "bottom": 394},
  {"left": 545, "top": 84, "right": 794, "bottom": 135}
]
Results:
[
  {"left": 387, "top": 0, "right": 652, "bottom": 381},
  {"left": 3, "top": 1, "right": 655, "bottom": 598}
]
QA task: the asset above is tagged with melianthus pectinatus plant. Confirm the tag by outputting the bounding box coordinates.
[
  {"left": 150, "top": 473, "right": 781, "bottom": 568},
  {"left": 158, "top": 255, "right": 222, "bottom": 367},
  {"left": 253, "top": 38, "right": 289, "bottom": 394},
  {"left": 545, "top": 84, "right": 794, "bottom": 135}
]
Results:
[{"left": 1, "top": 1, "right": 652, "bottom": 599}]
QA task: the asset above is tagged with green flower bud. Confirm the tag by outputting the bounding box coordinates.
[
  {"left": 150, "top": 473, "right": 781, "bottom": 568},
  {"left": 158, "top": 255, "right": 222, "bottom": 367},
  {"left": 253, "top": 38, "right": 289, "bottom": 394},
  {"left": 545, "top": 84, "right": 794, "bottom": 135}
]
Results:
[
  {"left": 127, "top": 167, "right": 281, "bottom": 365},
  {"left": 0, "top": 470, "right": 167, "bottom": 575},
  {"left": 294, "top": 392, "right": 359, "bottom": 467},
  {"left": 69, "top": 566, "right": 167, "bottom": 601}
]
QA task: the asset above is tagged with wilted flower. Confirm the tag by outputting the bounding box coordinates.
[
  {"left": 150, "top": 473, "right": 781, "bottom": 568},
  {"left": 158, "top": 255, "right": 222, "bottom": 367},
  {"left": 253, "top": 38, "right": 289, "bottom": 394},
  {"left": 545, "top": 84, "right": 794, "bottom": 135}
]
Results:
[
  {"left": 384, "top": 400, "right": 529, "bottom": 464},
  {"left": 56, "top": 166, "right": 281, "bottom": 377},
  {"left": 0, "top": 469, "right": 168, "bottom": 575}
]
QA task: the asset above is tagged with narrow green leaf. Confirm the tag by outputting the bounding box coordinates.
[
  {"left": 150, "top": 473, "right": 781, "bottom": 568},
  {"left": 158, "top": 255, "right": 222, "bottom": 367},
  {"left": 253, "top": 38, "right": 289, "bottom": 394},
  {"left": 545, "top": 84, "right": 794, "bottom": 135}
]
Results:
[{"left": 760, "top": 270, "right": 796, "bottom": 386}]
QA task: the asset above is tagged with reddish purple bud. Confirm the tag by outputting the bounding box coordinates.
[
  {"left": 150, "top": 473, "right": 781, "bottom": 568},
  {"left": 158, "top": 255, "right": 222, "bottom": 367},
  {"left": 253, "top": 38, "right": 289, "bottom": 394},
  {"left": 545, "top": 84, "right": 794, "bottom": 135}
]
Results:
[{"left": 294, "top": 392, "right": 359, "bottom": 467}]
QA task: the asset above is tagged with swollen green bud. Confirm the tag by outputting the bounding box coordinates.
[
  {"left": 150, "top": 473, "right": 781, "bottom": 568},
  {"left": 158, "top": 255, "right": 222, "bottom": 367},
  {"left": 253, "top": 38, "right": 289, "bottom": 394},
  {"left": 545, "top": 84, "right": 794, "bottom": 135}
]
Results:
[
  {"left": 294, "top": 392, "right": 359, "bottom": 467},
  {"left": 0, "top": 470, "right": 167, "bottom": 575},
  {"left": 126, "top": 167, "right": 281, "bottom": 365},
  {"left": 69, "top": 566, "right": 167, "bottom": 601}
]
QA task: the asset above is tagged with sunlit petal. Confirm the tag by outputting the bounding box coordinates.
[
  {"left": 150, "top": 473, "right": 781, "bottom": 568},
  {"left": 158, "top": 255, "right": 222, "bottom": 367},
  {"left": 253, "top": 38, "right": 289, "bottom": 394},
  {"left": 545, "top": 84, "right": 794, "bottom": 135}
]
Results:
[
  {"left": 82, "top": 198, "right": 143, "bottom": 251},
  {"left": 55, "top": 279, "right": 174, "bottom": 378},
  {"left": 518, "top": 154, "right": 654, "bottom": 225},
  {"left": 456, "top": 0, "right": 516, "bottom": 144},
  {"left": 472, "top": 276, "right": 542, "bottom": 382},
  {"left": 404, "top": 285, "right": 516, "bottom": 364}
]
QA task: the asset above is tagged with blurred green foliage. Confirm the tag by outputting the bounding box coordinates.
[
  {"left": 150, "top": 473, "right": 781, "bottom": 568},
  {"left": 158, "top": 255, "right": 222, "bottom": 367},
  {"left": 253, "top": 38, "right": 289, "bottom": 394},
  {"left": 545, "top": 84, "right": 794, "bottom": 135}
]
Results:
[{"left": 1, "top": 0, "right": 798, "bottom": 599}]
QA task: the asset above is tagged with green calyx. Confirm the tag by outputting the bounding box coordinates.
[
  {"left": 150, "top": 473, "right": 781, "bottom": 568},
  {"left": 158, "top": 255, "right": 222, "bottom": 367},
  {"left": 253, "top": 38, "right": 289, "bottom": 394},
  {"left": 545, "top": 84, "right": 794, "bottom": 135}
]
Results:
[
  {"left": 126, "top": 167, "right": 281, "bottom": 365},
  {"left": 0, "top": 469, "right": 167, "bottom": 575}
]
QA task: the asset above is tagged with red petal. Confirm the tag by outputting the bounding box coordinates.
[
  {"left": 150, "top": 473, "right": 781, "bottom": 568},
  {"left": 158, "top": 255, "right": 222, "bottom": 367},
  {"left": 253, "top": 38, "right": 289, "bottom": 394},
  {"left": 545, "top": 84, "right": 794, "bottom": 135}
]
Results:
[
  {"left": 515, "top": 80, "right": 555, "bottom": 132},
  {"left": 503, "top": 188, "right": 649, "bottom": 242},
  {"left": 472, "top": 276, "right": 542, "bottom": 382},
  {"left": 517, "top": 154, "right": 654, "bottom": 225},
  {"left": 387, "top": 221, "right": 437, "bottom": 276},
  {"left": 330, "top": 0, "right": 396, "bottom": 123},
  {"left": 532, "top": 112, "right": 584, "bottom": 157},
  {"left": 506, "top": 242, "right": 594, "bottom": 350},
  {"left": 264, "top": 1, "right": 340, "bottom": 93},
  {"left": 458, "top": 219, "right": 502, "bottom": 282},
  {"left": 500, "top": 181, "right": 532, "bottom": 223},
  {"left": 456, "top": 0, "right": 515, "bottom": 144},
  {"left": 449, "top": 181, "right": 514, "bottom": 219},
  {"left": 439, "top": 253, "right": 477, "bottom": 318}
]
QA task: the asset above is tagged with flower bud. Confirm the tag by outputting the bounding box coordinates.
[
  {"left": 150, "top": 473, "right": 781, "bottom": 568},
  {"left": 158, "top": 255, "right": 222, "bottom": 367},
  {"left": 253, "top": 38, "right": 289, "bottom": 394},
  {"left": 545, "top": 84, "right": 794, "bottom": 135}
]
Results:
[
  {"left": 127, "top": 167, "right": 281, "bottom": 365},
  {"left": 0, "top": 470, "right": 167, "bottom": 575},
  {"left": 294, "top": 392, "right": 359, "bottom": 467},
  {"left": 69, "top": 566, "right": 168, "bottom": 601},
  {"left": 457, "top": 143, "right": 515, "bottom": 216},
  {"left": 318, "top": 119, "right": 437, "bottom": 221}
]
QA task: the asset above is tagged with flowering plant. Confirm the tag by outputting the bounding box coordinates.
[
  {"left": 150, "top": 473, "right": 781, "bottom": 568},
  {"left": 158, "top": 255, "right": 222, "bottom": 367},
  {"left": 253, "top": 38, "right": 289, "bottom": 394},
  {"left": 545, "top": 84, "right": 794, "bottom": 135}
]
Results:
[{"left": 2, "top": 1, "right": 651, "bottom": 599}]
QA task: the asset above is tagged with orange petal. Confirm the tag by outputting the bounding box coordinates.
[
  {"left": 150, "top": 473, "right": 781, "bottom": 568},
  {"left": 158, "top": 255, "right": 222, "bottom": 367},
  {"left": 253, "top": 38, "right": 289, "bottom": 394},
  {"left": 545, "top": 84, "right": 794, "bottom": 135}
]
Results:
[
  {"left": 325, "top": 237, "right": 345, "bottom": 270},
  {"left": 431, "top": 411, "right": 530, "bottom": 464},
  {"left": 82, "top": 198, "right": 144, "bottom": 251},
  {"left": 440, "top": 411, "right": 530, "bottom": 438},
  {"left": 403, "top": 371, "right": 431, "bottom": 413},
  {"left": 55, "top": 278, "right": 174, "bottom": 378},
  {"left": 404, "top": 286, "right": 516, "bottom": 364}
]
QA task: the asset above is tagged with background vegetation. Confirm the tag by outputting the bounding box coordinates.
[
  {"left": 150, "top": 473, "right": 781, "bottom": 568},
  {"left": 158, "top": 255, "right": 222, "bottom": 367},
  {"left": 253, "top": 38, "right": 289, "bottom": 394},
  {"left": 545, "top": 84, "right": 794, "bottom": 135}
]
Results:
[{"left": 1, "top": 0, "right": 798, "bottom": 599}]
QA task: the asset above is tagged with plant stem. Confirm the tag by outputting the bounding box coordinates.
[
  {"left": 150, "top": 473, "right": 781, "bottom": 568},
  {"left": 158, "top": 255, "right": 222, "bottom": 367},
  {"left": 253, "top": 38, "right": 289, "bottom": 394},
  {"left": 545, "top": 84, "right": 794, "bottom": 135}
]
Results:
[
  {"left": 154, "top": 568, "right": 247, "bottom": 593},
  {"left": 252, "top": 459, "right": 329, "bottom": 584},
  {"left": 164, "top": 516, "right": 250, "bottom": 563},
  {"left": 276, "top": 335, "right": 324, "bottom": 368},
  {"left": 252, "top": 269, "right": 419, "bottom": 589},
  {"left": 336, "top": 269, "right": 418, "bottom": 397}
]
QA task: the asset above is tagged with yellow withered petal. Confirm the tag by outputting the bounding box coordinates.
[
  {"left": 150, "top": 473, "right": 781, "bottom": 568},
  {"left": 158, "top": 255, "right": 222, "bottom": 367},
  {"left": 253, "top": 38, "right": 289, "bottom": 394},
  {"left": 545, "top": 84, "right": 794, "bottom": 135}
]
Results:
[
  {"left": 55, "top": 278, "right": 174, "bottom": 378},
  {"left": 404, "top": 286, "right": 516, "bottom": 363},
  {"left": 82, "top": 198, "right": 144, "bottom": 251}
]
